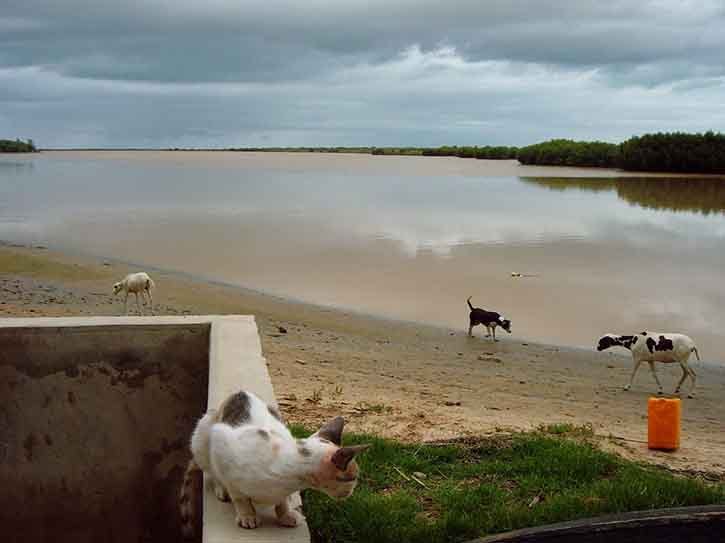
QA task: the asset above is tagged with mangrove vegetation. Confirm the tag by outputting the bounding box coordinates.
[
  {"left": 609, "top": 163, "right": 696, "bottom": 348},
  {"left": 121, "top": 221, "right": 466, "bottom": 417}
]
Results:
[
  {"left": 230, "top": 131, "right": 725, "bottom": 173},
  {"left": 0, "top": 139, "right": 37, "bottom": 153}
]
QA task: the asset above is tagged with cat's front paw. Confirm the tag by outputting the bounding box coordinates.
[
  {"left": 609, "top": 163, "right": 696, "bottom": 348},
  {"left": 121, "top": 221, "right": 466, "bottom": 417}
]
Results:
[
  {"left": 213, "top": 482, "right": 230, "bottom": 502},
  {"left": 237, "top": 514, "right": 261, "bottom": 529},
  {"left": 277, "top": 510, "right": 304, "bottom": 528}
]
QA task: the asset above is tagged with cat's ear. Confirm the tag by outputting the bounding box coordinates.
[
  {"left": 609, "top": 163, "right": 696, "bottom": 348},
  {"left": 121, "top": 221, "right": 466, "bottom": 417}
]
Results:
[
  {"left": 331, "top": 444, "right": 371, "bottom": 471},
  {"left": 314, "top": 416, "right": 345, "bottom": 445}
]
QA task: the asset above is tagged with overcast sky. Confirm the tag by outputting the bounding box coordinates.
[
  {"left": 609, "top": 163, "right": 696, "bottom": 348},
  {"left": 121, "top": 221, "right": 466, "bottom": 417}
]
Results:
[{"left": 2, "top": 1, "right": 725, "bottom": 148}]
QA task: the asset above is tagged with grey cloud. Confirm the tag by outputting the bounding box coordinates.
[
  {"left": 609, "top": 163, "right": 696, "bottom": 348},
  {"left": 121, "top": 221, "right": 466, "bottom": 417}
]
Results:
[
  {"left": 5, "top": 1, "right": 725, "bottom": 81},
  {"left": 1, "top": 1, "right": 724, "bottom": 147}
]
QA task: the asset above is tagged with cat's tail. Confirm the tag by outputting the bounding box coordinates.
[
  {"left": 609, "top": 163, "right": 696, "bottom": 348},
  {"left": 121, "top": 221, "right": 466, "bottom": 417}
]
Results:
[
  {"left": 467, "top": 296, "right": 474, "bottom": 311},
  {"left": 179, "top": 459, "right": 202, "bottom": 539}
]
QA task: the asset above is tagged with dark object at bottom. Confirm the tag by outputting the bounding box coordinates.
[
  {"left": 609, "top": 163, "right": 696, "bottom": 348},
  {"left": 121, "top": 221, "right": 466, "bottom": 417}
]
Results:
[{"left": 469, "top": 505, "right": 725, "bottom": 543}]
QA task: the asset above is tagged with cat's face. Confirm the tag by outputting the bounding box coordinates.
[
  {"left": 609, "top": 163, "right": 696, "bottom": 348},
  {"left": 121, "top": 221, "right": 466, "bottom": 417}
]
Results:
[
  {"left": 312, "top": 443, "right": 361, "bottom": 499},
  {"left": 307, "top": 417, "right": 369, "bottom": 499}
]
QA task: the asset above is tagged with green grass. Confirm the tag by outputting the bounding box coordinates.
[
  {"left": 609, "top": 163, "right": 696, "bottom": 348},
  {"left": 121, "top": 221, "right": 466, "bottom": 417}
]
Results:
[{"left": 290, "top": 426, "right": 725, "bottom": 543}]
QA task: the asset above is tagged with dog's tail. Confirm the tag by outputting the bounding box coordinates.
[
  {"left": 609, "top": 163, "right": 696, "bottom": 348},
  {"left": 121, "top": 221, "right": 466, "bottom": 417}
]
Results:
[
  {"left": 467, "top": 296, "right": 474, "bottom": 311},
  {"left": 179, "top": 459, "right": 202, "bottom": 539},
  {"left": 692, "top": 347, "right": 701, "bottom": 362}
]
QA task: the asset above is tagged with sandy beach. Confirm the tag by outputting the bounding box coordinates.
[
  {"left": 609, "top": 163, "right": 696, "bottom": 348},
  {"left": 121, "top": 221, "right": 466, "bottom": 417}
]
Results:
[{"left": 1, "top": 243, "right": 723, "bottom": 479}]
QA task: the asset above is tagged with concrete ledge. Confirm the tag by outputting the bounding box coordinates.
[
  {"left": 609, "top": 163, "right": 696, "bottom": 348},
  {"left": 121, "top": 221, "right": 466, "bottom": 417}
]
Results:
[
  {"left": 0, "top": 316, "right": 310, "bottom": 543},
  {"left": 204, "top": 317, "right": 310, "bottom": 543}
]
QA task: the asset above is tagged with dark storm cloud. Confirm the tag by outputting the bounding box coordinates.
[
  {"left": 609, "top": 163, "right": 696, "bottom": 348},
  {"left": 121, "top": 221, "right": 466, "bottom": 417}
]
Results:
[{"left": 1, "top": 1, "right": 724, "bottom": 147}]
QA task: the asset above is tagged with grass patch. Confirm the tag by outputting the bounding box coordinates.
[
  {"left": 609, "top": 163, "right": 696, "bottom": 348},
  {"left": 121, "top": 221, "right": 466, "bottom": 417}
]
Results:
[
  {"left": 291, "top": 426, "right": 725, "bottom": 543},
  {"left": 538, "top": 422, "right": 594, "bottom": 437},
  {"left": 0, "top": 248, "right": 107, "bottom": 281}
]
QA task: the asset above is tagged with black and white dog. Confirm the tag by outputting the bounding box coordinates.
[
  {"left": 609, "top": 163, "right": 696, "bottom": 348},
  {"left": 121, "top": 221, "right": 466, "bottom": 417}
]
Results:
[{"left": 467, "top": 296, "right": 512, "bottom": 341}]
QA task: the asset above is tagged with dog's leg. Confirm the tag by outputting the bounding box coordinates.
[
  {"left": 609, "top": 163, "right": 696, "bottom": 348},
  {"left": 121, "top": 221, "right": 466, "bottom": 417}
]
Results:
[
  {"left": 492, "top": 326, "right": 497, "bottom": 342},
  {"left": 135, "top": 292, "right": 142, "bottom": 315},
  {"left": 147, "top": 288, "right": 154, "bottom": 315},
  {"left": 624, "top": 360, "right": 643, "bottom": 391},
  {"left": 123, "top": 292, "right": 129, "bottom": 316},
  {"left": 647, "top": 361, "right": 663, "bottom": 395},
  {"left": 687, "top": 365, "right": 697, "bottom": 398},
  {"left": 484, "top": 325, "right": 491, "bottom": 338},
  {"left": 674, "top": 364, "right": 688, "bottom": 394}
]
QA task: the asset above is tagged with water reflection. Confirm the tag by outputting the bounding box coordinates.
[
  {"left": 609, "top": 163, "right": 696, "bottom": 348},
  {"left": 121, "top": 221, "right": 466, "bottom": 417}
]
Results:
[
  {"left": 0, "top": 159, "right": 35, "bottom": 173},
  {"left": 521, "top": 177, "right": 725, "bottom": 215}
]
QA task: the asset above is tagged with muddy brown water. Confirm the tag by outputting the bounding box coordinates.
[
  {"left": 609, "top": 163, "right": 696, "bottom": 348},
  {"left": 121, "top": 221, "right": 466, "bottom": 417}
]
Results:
[
  {"left": 0, "top": 324, "right": 209, "bottom": 543},
  {"left": 2, "top": 151, "right": 725, "bottom": 359}
]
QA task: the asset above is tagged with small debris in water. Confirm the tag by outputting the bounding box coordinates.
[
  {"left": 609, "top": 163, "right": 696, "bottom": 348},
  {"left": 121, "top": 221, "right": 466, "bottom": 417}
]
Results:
[
  {"left": 278, "top": 326, "right": 288, "bottom": 334},
  {"left": 444, "top": 401, "right": 462, "bottom": 407}
]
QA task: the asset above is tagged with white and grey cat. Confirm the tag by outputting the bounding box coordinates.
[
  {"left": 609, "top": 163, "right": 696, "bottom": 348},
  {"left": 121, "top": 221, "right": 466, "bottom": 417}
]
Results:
[{"left": 180, "top": 389, "right": 368, "bottom": 535}]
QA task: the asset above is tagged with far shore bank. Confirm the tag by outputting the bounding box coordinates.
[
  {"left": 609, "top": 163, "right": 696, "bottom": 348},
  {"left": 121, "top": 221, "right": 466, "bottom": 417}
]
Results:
[
  {"left": 12, "top": 147, "right": 725, "bottom": 179},
  {"left": 13, "top": 149, "right": 725, "bottom": 179},
  {"left": 1, "top": 242, "right": 724, "bottom": 478}
]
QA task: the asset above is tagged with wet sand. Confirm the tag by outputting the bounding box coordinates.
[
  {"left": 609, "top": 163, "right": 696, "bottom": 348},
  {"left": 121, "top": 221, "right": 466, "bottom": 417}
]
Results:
[
  {"left": 6, "top": 151, "right": 725, "bottom": 358},
  {"left": 1, "top": 243, "right": 724, "bottom": 478}
]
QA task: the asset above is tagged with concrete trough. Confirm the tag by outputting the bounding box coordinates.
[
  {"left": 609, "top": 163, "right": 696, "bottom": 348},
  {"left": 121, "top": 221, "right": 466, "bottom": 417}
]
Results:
[{"left": 0, "top": 316, "right": 309, "bottom": 543}]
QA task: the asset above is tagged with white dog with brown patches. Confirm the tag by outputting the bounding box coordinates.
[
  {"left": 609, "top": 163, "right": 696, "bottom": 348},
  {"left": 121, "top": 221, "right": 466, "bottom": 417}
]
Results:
[{"left": 180, "top": 390, "right": 368, "bottom": 535}]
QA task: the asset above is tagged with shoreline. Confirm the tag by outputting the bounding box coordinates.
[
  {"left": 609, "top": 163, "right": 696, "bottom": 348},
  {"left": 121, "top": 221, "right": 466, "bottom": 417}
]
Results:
[
  {"left": 15, "top": 240, "right": 725, "bottom": 369},
  {"left": 43, "top": 241, "right": 603, "bottom": 356},
  {"left": 1, "top": 242, "right": 724, "bottom": 478},
  {"left": 10, "top": 150, "right": 725, "bottom": 178}
]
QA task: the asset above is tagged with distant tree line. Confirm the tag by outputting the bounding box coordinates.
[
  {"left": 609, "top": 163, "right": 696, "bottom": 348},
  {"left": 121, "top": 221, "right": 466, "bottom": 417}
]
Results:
[
  {"left": 0, "top": 138, "right": 37, "bottom": 153},
  {"left": 373, "top": 132, "right": 725, "bottom": 173},
  {"left": 421, "top": 145, "right": 518, "bottom": 159},
  {"left": 230, "top": 146, "right": 373, "bottom": 154},
  {"left": 371, "top": 147, "right": 424, "bottom": 156},
  {"left": 216, "top": 131, "right": 725, "bottom": 173},
  {"left": 516, "top": 132, "right": 725, "bottom": 172},
  {"left": 618, "top": 132, "right": 725, "bottom": 173},
  {"left": 515, "top": 139, "right": 618, "bottom": 168}
]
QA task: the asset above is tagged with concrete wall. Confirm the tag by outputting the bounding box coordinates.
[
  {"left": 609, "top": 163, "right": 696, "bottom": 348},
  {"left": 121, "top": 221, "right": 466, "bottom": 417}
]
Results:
[
  {"left": 0, "top": 316, "right": 310, "bottom": 543},
  {"left": 0, "top": 319, "right": 210, "bottom": 543}
]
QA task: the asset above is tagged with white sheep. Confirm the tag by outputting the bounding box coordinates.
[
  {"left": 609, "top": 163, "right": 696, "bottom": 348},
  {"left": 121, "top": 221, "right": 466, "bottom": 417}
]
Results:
[
  {"left": 112, "top": 272, "right": 155, "bottom": 315},
  {"left": 596, "top": 332, "right": 700, "bottom": 397}
]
